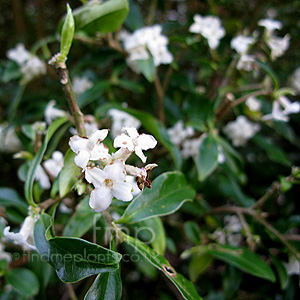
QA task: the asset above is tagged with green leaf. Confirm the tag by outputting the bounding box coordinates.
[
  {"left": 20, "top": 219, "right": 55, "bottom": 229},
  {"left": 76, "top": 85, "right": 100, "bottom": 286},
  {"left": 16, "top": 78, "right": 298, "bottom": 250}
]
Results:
[
  {"left": 123, "top": 234, "right": 202, "bottom": 300},
  {"left": 252, "top": 135, "right": 292, "bottom": 167},
  {"left": 137, "top": 217, "right": 166, "bottom": 255},
  {"left": 137, "top": 58, "right": 155, "bottom": 82},
  {"left": 117, "top": 171, "right": 195, "bottom": 224},
  {"left": 196, "top": 134, "right": 219, "bottom": 181},
  {"left": 256, "top": 60, "right": 279, "bottom": 90},
  {"left": 24, "top": 117, "right": 67, "bottom": 207},
  {"left": 0, "top": 188, "right": 28, "bottom": 214},
  {"left": 184, "top": 221, "right": 201, "bottom": 245},
  {"left": 189, "top": 252, "right": 213, "bottom": 282},
  {"left": 34, "top": 213, "right": 122, "bottom": 282},
  {"left": 84, "top": 270, "right": 122, "bottom": 300},
  {"left": 5, "top": 268, "right": 40, "bottom": 297},
  {"left": 124, "top": 0, "right": 144, "bottom": 30},
  {"left": 205, "top": 244, "right": 276, "bottom": 282},
  {"left": 60, "top": 4, "right": 75, "bottom": 61},
  {"left": 59, "top": 149, "right": 80, "bottom": 198},
  {"left": 72, "top": 0, "right": 129, "bottom": 35},
  {"left": 63, "top": 196, "right": 100, "bottom": 238},
  {"left": 270, "top": 256, "right": 289, "bottom": 290}
]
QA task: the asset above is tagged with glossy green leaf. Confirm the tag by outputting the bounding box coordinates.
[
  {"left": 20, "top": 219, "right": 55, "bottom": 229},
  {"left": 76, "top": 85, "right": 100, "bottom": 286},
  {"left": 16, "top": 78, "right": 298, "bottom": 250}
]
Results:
[
  {"left": 205, "top": 244, "right": 276, "bottom": 282},
  {"left": 24, "top": 117, "right": 67, "bottom": 207},
  {"left": 0, "top": 188, "right": 28, "bottom": 214},
  {"left": 34, "top": 213, "right": 122, "bottom": 282},
  {"left": 196, "top": 134, "right": 219, "bottom": 181},
  {"left": 63, "top": 196, "right": 100, "bottom": 237},
  {"left": 271, "top": 255, "right": 289, "bottom": 290},
  {"left": 95, "top": 104, "right": 182, "bottom": 169},
  {"left": 5, "top": 268, "right": 40, "bottom": 297},
  {"left": 137, "top": 58, "right": 155, "bottom": 82},
  {"left": 60, "top": 4, "right": 75, "bottom": 61},
  {"left": 117, "top": 171, "right": 195, "bottom": 224},
  {"left": 189, "top": 252, "right": 213, "bottom": 282},
  {"left": 184, "top": 221, "right": 201, "bottom": 245},
  {"left": 124, "top": 0, "right": 144, "bottom": 30},
  {"left": 123, "top": 234, "right": 202, "bottom": 300},
  {"left": 59, "top": 149, "right": 80, "bottom": 198},
  {"left": 72, "top": 0, "right": 129, "bottom": 35},
  {"left": 137, "top": 217, "right": 166, "bottom": 255},
  {"left": 84, "top": 270, "right": 122, "bottom": 300}
]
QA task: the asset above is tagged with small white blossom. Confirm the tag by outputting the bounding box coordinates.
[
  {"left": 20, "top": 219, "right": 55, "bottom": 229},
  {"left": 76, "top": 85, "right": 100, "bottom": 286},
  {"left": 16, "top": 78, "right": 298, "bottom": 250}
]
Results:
[
  {"left": 35, "top": 165, "right": 51, "bottom": 189},
  {"left": 6, "top": 43, "right": 31, "bottom": 65},
  {"left": 285, "top": 256, "right": 300, "bottom": 276},
  {"left": 181, "top": 137, "right": 202, "bottom": 159},
  {"left": 114, "top": 127, "right": 157, "bottom": 163},
  {"left": 189, "top": 15, "right": 225, "bottom": 49},
  {"left": 0, "top": 123, "right": 22, "bottom": 153},
  {"left": 0, "top": 243, "right": 11, "bottom": 263},
  {"left": 236, "top": 54, "right": 256, "bottom": 71},
  {"left": 72, "top": 76, "right": 93, "bottom": 95},
  {"left": 231, "top": 35, "right": 255, "bottom": 54},
  {"left": 4, "top": 215, "right": 37, "bottom": 250},
  {"left": 44, "top": 100, "right": 67, "bottom": 124},
  {"left": 20, "top": 56, "right": 46, "bottom": 83},
  {"left": 223, "top": 116, "right": 260, "bottom": 146},
  {"left": 217, "top": 146, "right": 226, "bottom": 164},
  {"left": 43, "top": 151, "right": 64, "bottom": 178},
  {"left": 267, "top": 34, "right": 290, "bottom": 60},
  {"left": 262, "top": 96, "right": 300, "bottom": 122},
  {"left": 224, "top": 215, "right": 243, "bottom": 246},
  {"left": 69, "top": 129, "right": 110, "bottom": 170},
  {"left": 290, "top": 68, "right": 300, "bottom": 93},
  {"left": 167, "top": 121, "right": 194, "bottom": 146},
  {"left": 108, "top": 109, "right": 141, "bottom": 139},
  {"left": 246, "top": 96, "right": 262, "bottom": 111},
  {"left": 69, "top": 116, "right": 99, "bottom": 136},
  {"left": 85, "top": 161, "right": 133, "bottom": 212},
  {"left": 258, "top": 18, "right": 282, "bottom": 36},
  {"left": 212, "top": 228, "right": 226, "bottom": 245}
]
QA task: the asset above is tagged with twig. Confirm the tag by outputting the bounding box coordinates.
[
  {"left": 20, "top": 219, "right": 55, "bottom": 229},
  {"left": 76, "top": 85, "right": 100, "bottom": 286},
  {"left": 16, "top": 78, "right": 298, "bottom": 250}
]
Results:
[
  {"left": 237, "top": 211, "right": 256, "bottom": 251},
  {"left": 251, "top": 182, "right": 281, "bottom": 209},
  {"left": 145, "top": 0, "right": 158, "bottom": 26},
  {"left": 66, "top": 283, "right": 78, "bottom": 300},
  {"left": 154, "top": 70, "right": 165, "bottom": 124},
  {"left": 39, "top": 197, "right": 62, "bottom": 210},
  {"left": 107, "top": 32, "right": 128, "bottom": 57}
]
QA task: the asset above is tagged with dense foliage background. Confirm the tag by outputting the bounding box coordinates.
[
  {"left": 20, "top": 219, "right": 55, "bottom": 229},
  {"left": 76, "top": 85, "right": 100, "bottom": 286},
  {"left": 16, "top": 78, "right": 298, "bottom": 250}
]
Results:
[{"left": 0, "top": 0, "right": 300, "bottom": 299}]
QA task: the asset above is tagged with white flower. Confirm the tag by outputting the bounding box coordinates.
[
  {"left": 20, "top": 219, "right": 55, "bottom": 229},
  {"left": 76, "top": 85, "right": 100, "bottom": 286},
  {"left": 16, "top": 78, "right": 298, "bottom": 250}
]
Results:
[
  {"left": 181, "top": 137, "right": 202, "bottom": 159},
  {"left": 290, "top": 68, "right": 300, "bottom": 93},
  {"left": 246, "top": 96, "right": 262, "bottom": 111},
  {"left": 258, "top": 18, "right": 282, "bottom": 36},
  {"left": 85, "top": 161, "right": 133, "bottom": 212},
  {"left": 267, "top": 34, "right": 290, "bottom": 60},
  {"left": 236, "top": 54, "right": 256, "bottom": 71},
  {"left": 126, "top": 175, "right": 142, "bottom": 196},
  {"left": 0, "top": 123, "right": 22, "bottom": 153},
  {"left": 224, "top": 215, "right": 242, "bottom": 233},
  {"left": 6, "top": 43, "right": 31, "bottom": 65},
  {"left": 20, "top": 56, "right": 46, "bottom": 83},
  {"left": 69, "top": 116, "right": 99, "bottom": 136},
  {"left": 0, "top": 243, "right": 11, "bottom": 263},
  {"left": 123, "top": 25, "right": 173, "bottom": 72},
  {"left": 217, "top": 146, "right": 226, "bottom": 164},
  {"left": 35, "top": 165, "right": 51, "bottom": 189},
  {"left": 231, "top": 35, "right": 255, "bottom": 54},
  {"left": 4, "top": 215, "right": 37, "bottom": 250},
  {"left": 72, "top": 76, "right": 93, "bottom": 95},
  {"left": 262, "top": 96, "right": 300, "bottom": 122},
  {"left": 167, "top": 121, "right": 194, "bottom": 146},
  {"left": 212, "top": 228, "right": 226, "bottom": 245},
  {"left": 43, "top": 151, "right": 64, "bottom": 178},
  {"left": 108, "top": 109, "right": 141, "bottom": 139},
  {"left": 44, "top": 100, "right": 67, "bottom": 124},
  {"left": 114, "top": 127, "right": 157, "bottom": 163},
  {"left": 189, "top": 15, "right": 225, "bottom": 50},
  {"left": 69, "top": 129, "right": 110, "bottom": 170},
  {"left": 223, "top": 116, "right": 260, "bottom": 147},
  {"left": 285, "top": 256, "right": 300, "bottom": 276}
]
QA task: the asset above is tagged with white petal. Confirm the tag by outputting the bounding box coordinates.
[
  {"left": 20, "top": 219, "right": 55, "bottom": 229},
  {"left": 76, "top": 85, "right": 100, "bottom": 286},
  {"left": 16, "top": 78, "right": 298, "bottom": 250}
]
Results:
[
  {"left": 89, "top": 186, "right": 113, "bottom": 212},
  {"left": 134, "top": 146, "right": 147, "bottom": 163},
  {"left": 90, "top": 143, "right": 110, "bottom": 160},
  {"left": 69, "top": 135, "right": 89, "bottom": 154},
  {"left": 85, "top": 167, "right": 107, "bottom": 188},
  {"left": 123, "top": 127, "right": 139, "bottom": 139},
  {"left": 74, "top": 150, "right": 90, "bottom": 170},
  {"left": 114, "top": 133, "right": 135, "bottom": 151},
  {"left": 89, "top": 129, "right": 109, "bottom": 145},
  {"left": 136, "top": 134, "right": 157, "bottom": 150},
  {"left": 52, "top": 151, "right": 64, "bottom": 162},
  {"left": 104, "top": 161, "right": 126, "bottom": 182},
  {"left": 112, "top": 182, "right": 133, "bottom": 202},
  {"left": 35, "top": 165, "right": 51, "bottom": 189}
]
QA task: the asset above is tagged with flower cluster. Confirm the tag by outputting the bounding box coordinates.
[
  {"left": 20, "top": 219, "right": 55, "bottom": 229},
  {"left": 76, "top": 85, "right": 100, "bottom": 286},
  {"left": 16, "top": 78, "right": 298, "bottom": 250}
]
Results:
[
  {"left": 223, "top": 116, "right": 260, "bottom": 147},
  {"left": 72, "top": 76, "right": 93, "bottom": 96},
  {"left": 120, "top": 25, "right": 173, "bottom": 73},
  {"left": 167, "top": 120, "right": 194, "bottom": 146},
  {"left": 69, "top": 127, "right": 157, "bottom": 212},
  {"left": 7, "top": 43, "right": 46, "bottom": 83},
  {"left": 189, "top": 15, "right": 225, "bottom": 49}
]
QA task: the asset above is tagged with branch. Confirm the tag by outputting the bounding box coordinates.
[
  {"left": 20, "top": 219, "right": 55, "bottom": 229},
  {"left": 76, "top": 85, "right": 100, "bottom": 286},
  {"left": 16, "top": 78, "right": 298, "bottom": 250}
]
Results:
[
  {"left": 66, "top": 283, "right": 78, "bottom": 300},
  {"left": 154, "top": 70, "right": 165, "bottom": 124},
  {"left": 237, "top": 211, "right": 256, "bottom": 251}
]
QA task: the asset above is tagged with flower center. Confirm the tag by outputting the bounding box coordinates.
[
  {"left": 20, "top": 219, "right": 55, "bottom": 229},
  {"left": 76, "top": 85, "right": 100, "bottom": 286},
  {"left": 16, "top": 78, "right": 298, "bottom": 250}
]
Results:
[{"left": 104, "top": 178, "right": 113, "bottom": 189}]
